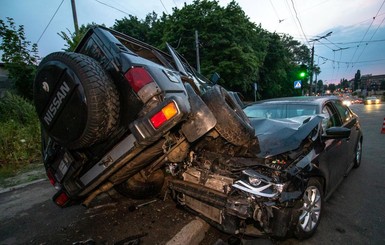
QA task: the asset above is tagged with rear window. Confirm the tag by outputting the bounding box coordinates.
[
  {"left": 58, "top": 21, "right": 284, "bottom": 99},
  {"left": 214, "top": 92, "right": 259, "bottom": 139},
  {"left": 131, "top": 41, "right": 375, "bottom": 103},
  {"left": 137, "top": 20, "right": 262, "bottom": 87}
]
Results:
[{"left": 244, "top": 103, "right": 317, "bottom": 119}]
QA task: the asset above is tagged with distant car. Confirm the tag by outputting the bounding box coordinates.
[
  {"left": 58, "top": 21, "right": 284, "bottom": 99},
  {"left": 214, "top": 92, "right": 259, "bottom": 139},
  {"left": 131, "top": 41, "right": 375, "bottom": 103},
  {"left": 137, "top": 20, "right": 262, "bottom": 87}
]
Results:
[
  {"left": 340, "top": 96, "right": 352, "bottom": 106},
  {"left": 171, "top": 96, "right": 363, "bottom": 240},
  {"left": 352, "top": 98, "right": 364, "bottom": 104},
  {"left": 364, "top": 96, "right": 380, "bottom": 105}
]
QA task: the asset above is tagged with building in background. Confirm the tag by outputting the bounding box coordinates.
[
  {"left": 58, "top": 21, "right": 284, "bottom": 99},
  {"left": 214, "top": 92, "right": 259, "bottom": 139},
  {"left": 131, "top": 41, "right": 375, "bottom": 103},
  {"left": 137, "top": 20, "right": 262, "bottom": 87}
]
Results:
[{"left": 360, "top": 74, "right": 385, "bottom": 93}]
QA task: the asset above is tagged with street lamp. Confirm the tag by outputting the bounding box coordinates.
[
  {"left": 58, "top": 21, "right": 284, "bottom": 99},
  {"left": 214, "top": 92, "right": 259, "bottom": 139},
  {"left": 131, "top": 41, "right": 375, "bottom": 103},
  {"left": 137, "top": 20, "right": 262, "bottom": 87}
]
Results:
[{"left": 309, "top": 31, "right": 332, "bottom": 95}]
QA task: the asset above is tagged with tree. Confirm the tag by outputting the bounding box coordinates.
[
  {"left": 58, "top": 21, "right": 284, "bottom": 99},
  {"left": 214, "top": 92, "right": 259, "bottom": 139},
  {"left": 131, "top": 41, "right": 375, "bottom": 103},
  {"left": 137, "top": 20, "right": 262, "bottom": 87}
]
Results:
[
  {"left": 354, "top": 69, "right": 361, "bottom": 91},
  {"left": 58, "top": 23, "right": 101, "bottom": 51},
  {"left": 113, "top": 15, "right": 151, "bottom": 43},
  {"left": 157, "top": 0, "right": 269, "bottom": 96},
  {"left": 258, "top": 33, "right": 310, "bottom": 99},
  {"left": 327, "top": 83, "right": 336, "bottom": 93},
  {"left": 0, "top": 17, "right": 39, "bottom": 100},
  {"left": 317, "top": 80, "right": 323, "bottom": 94},
  {"left": 340, "top": 78, "right": 349, "bottom": 90}
]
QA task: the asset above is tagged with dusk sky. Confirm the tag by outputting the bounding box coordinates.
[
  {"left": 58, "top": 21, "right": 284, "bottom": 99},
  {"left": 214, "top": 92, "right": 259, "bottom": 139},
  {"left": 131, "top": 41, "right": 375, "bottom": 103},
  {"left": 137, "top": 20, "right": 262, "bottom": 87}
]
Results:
[{"left": 1, "top": 0, "right": 385, "bottom": 84}]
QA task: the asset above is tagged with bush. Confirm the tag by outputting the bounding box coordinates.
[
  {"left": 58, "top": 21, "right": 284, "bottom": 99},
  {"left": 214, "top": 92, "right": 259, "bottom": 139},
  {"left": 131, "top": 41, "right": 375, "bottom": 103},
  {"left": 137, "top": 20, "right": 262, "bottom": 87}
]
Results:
[{"left": 0, "top": 92, "right": 41, "bottom": 175}]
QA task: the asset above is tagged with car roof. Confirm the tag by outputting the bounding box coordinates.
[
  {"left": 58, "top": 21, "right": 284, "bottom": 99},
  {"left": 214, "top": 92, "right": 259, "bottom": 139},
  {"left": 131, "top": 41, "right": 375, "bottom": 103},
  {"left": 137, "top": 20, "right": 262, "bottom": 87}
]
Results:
[{"left": 247, "top": 96, "right": 339, "bottom": 106}]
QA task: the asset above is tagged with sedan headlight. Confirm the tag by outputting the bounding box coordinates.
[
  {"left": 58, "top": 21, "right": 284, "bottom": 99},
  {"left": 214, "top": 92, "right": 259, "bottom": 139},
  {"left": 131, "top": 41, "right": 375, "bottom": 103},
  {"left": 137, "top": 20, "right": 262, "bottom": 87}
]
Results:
[
  {"left": 248, "top": 176, "right": 262, "bottom": 187},
  {"left": 232, "top": 169, "right": 288, "bottom": 198}
]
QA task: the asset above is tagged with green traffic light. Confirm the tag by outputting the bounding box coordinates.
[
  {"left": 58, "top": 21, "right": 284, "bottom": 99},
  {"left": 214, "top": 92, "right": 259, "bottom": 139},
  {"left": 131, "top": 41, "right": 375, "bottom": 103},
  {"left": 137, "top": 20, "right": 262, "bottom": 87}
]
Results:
[{"left": 299, "top": 71, "right": 306, "bottom": 78}]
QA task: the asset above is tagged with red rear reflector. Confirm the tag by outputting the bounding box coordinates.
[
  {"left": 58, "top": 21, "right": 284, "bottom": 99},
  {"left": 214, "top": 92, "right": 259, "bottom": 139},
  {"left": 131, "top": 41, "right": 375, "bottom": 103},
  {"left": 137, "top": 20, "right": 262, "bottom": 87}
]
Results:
[
  {"left": 150, "top": 102, "right": 178, "bottom": 129},
  {"left": 55, "top": 192, "right": 69, "bottom": 206},
  {"left": 125, "top": 67, "right": 154, "bottom": 93}
]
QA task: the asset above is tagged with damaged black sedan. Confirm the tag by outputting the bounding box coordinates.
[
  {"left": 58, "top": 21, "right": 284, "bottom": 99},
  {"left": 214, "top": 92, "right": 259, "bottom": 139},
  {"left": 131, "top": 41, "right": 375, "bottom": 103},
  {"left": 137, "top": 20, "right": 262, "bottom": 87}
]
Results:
[{"left": 169, "top": 96, "right": 363, "bottom": 239}]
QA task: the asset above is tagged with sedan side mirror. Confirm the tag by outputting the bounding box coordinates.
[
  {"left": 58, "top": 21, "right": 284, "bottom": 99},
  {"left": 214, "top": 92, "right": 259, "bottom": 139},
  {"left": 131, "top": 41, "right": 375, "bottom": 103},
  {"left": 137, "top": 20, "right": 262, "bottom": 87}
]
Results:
[{"left": 323, "top": 126, "right": 351, "bottom": 139}]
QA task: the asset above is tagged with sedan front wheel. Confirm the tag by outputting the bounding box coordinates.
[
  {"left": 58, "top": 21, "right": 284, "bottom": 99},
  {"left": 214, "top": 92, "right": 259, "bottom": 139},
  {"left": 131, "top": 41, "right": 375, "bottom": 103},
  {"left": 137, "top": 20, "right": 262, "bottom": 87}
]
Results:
[
  {"left": 353, "top": 139, "right": 362, "bottom": 168},
  {"left": 294, "top": 178, "right": 323, "bottom": 240}
]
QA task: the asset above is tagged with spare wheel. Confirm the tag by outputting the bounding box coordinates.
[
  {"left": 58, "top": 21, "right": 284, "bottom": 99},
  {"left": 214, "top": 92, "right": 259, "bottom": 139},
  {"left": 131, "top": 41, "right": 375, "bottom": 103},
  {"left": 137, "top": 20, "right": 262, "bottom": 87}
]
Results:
[
  {"left": 34, "top": 52, "right": 119, "bottom": 149},
  {"left": 201, "top": 85, "right": 255, "bottom": 147}
]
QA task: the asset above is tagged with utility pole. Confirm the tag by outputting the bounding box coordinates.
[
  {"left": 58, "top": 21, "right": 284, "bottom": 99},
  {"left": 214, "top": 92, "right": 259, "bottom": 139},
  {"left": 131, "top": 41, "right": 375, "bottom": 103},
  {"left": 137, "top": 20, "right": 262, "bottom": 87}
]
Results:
[
  {"left": 310, "top": 45, "right": 315, "bottom": 95},
  {"left": 195, "top": 30, "right": 201, "bottom": 73},
  {"left": 309, "top": 31, "right": 332, "bottom": 95},
  {"left": 71, "top": 0, "right": 79, "bottom": 33}
]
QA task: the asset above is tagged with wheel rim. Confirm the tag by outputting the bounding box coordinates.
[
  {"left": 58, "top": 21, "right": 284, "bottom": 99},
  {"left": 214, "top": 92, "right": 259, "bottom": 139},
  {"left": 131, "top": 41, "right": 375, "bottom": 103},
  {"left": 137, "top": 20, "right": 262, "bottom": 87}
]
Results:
[
  {"left": 299, "top": 185, "right": 322, "bottom": 232},
  {"left": 356, "top": 141, "right": 362, "bottom": 165}
]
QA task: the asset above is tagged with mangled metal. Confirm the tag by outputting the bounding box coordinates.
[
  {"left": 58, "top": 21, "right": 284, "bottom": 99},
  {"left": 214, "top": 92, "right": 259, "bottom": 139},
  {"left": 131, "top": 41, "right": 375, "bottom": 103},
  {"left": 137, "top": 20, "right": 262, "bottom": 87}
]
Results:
[{"left": 169, "top": 114, "right": 326, "bottom": 237}]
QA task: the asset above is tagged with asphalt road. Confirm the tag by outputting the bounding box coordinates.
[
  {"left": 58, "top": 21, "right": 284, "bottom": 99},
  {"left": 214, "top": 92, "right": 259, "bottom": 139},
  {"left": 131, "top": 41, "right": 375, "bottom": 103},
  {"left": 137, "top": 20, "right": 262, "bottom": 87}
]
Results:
[
  {"left": 0, "top": 181, "right": 196, "bottom": 244},
  {"left": 1, "top": 103, "right": 385, "bottom": 245}
]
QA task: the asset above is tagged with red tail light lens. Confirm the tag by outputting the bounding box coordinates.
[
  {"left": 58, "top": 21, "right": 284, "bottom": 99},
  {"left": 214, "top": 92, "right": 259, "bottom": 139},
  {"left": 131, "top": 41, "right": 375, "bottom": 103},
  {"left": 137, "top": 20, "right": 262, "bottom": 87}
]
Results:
[
  {"left": 125, "top": 67, "right": 154, "bottom": 93},
  {"left": 55, "top": 192, "right": 69, "bottom": 206},
  {"left": 150, "top": 102, "right": 178, "bottom": 129}
]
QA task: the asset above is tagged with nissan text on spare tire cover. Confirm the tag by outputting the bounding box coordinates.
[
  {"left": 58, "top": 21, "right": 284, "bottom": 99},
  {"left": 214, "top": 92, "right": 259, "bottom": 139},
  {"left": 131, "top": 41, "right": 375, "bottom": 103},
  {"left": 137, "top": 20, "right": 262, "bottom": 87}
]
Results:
[{"left": 34, "top": 52, "right": 119, "bottom": 149}]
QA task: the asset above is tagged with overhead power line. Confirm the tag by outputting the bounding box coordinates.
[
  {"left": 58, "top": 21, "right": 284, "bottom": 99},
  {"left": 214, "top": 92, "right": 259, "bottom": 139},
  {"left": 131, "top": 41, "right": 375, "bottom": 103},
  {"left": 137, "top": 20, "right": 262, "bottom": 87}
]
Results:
[
  {"left": 94, "top": 0, "right": 134, "bottom": 16},
  {"left": 159, "top": 0, "right": 169, "bottom": 14},
  {"left": 36, "top": 0, "right": 65, "bottom": 44},
  {"left": 315, "top": 54, "right": 385, "bottom": 64},
  {"left": 355, "top": 14, "right": 385, "bottom": 64},
  {"left": 348, "top": 0, "right": 385, "bottom": 69},
  {"left": 290, "top": 0, "right": 310, "bottom": 45},
  {"left": 312, "top": 38, "right": 385, "bottom": 45}
]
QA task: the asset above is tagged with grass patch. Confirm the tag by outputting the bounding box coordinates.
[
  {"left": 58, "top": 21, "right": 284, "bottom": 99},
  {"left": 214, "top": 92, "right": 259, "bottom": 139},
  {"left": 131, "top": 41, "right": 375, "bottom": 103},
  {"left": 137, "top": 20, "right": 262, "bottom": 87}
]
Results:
[
  {"left": 0, "top": 92, "right": 42, "bottom": 185},
  {"left": 0, "top": 163, "right": 46, "bottom": 188}
]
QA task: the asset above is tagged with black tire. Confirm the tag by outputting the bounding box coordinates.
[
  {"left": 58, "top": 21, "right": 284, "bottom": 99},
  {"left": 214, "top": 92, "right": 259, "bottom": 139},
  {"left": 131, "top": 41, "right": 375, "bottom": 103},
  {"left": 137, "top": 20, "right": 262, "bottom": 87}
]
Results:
[
  {"left": 353, "top": 139, "right": 362, "bottom": 168},
  {"left": 294, "top": 178, "right": 323, "bottom": 240},
  {"left": 201, "top": 85, "right": 255, "bottom": 146},
  {"left": 115, "top": 170, "right": 165, "bottom": 199},
  {"left": 34, "top": 52, "right": 119, "bottom": 149}
]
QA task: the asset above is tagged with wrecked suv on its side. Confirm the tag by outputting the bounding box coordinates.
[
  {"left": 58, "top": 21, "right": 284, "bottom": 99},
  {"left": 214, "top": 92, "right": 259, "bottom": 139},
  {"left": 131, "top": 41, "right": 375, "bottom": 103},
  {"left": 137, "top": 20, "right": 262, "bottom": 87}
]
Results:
[{"left": 33, "top": 26, "right": 255, "bottom": 208}]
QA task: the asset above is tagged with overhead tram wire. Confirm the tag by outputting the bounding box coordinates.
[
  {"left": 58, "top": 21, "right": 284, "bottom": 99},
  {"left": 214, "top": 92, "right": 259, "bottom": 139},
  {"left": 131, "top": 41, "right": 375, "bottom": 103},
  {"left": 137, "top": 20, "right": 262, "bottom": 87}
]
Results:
[
  {"left": 312, "top": 39, "right": 385, "bottom": 45},
  {"left": 269, "top": 0, "right": 285, "bottom": 31},
  {"left": 108, "top": 0, "right": 139, "bottom": 16},
  {"left": 347, "top": 0, "right": 385, "bottom": 71},
  {"left": 284, "top": 0, "right": 304, "bottom": 44},
  {"left": 315, "top": 54, "right": 385, "bottom": 65},
  {"left": 290, "top": 0, "right": 310, "bottom": 45},
  {"left": 159, "top": 0, "right": 169, "bottom": 14},
  {"left": 36, "top": 0, "right": 65, "bottom": 44},
  {"left": 94, "top": 0, "right": 134, "bottom": 16},
  {"left": 355, "top": 13, "right": 385, "bottom": 65}
]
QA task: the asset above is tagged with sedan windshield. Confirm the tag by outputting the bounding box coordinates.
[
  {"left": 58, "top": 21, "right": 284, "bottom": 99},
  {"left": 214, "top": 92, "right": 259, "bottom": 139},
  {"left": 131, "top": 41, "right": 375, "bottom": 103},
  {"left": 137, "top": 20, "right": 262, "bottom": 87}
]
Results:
[{"left": 244, "top": 103, "right": 318, "bottom": 119}]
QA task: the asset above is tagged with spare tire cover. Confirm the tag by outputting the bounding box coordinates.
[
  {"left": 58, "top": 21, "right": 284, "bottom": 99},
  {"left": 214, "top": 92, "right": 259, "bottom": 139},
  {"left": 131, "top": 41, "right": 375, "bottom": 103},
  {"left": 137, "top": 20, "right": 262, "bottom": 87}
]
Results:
[{"left": 34, "top": 52, "right": 119, "bottom": 149}]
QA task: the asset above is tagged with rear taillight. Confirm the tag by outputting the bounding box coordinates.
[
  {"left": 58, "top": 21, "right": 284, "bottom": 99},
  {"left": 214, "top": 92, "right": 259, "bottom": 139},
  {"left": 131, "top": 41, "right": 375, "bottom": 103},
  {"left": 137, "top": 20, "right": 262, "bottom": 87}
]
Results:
[
  {"left": 125, "top": 67, "right": 154, "bottom": 93},
  {"left": 46, "top": 170, "right": 56, "bottom": 186},
  {"left": 54, "top": 192, "right": 70, "bottom": 207},
  {"left": 150, "top": 102, "right": 178, "bottom": 129}
]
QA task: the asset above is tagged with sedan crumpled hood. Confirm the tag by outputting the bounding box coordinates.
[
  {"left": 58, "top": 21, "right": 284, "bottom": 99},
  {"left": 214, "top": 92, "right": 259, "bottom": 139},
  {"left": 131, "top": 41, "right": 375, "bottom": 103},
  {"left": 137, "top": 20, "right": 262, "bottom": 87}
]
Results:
[{"left": 250, "top": 115, "right": 324, "bottom": 157}]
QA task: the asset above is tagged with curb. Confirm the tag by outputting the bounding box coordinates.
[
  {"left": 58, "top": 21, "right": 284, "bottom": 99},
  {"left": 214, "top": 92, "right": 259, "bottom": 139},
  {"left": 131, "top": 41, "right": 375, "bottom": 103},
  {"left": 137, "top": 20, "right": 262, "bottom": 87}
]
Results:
[
  {"left": 166, "top": 217, "right": 210, "bottom": 245},
  {"left": 0, "top": 178, "right": 47, "bottom": 194}
]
